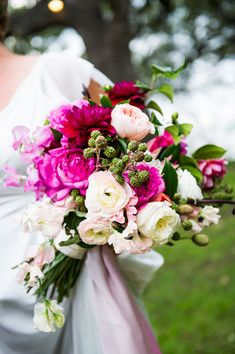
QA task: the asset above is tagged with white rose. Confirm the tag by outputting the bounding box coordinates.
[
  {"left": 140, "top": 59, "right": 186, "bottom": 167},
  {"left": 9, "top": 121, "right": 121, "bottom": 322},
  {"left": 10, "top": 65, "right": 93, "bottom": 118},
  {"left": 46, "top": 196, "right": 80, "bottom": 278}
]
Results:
[
  {"left": 200, "top": 206, "right": 221, "bottom": 226},
  {"left": 18, "top": 198, "right": 66, "bottom": 238},
  {"left": 137, "top": 201, "right": 180, "bottom": 246},
  {"left": 111, "top": 103, "right": 154, "bottom": 141},
  {"left": 177, "top": 169, "right": 203, "bottom": 201},
  {"left": 85, "top": 171, "right": 132, "bottom": 219},
  {"left": 33, "top": 300, "right": 65, "bottom": 333}
]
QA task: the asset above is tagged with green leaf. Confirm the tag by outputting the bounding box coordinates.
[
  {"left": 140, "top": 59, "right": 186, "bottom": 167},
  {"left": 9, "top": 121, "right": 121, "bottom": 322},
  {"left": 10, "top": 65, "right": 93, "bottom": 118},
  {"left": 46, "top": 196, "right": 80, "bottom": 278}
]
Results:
[
  {"left": 179, "top": 123, "right": 193, "bottom": 136},
  {"left": 151, "top": 112, "right": 162, "bottom": 126},
  {"left": 88, "top": 99, "right": 96, "bottom": 106},
  {"left": 78, "top": 241, "right": 95, "bottom": 249},
  {"left": 59, "top": 234, "right": 79, "bottom": 247},
  {"left": 147, "top": 100, "right": 163, "bottom": 115},
  {"left": 103, "top": 85, "right": 113, "bottom": 92},
  {"left": 192, "top": 144, "right": 226, "bottom": 160},
  {"left": 165, "top": 125, "right": 181, "bottom": 144},
  {"left": 63, "top": 211, "right": 84, "bottom": 231},
  {"left": 117, "top": 99, "right": 130, "bottom": 105},
  {"left": 158, "top": 84, "right": 174, "bottom": 102},
  {"left": 179, "top": 155, "right": 197, "bottom": 167},
  {"left": 158, "top": 144, "right": 181, "bottom": 161},
  {"left": 181, "top": 165, "right": 203, "bottom": 183},
  {"left": 135, "top": 80, "right": 151, "bottom": 91},
  {"left": 100, "top": 95, "right": 113, "bottom": 108},
  {"left": 117, "top": 138, "right": 128, "bottom": 154},
  {"left": 151, "top": 62, "right": 187, "bottom": 80},
  {"left": 51, "top": 128, "right": 62, "bottom": 143},
  {"left": 162, "top": 160, "right": 178, "bottom": 198}
]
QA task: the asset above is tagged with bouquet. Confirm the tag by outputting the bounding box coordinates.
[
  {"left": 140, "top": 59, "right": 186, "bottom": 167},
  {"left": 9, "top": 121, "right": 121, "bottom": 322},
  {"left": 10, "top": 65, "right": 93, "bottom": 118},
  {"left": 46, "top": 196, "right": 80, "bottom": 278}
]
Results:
[{"left": 4, "top": 63, "right": 234, "bottom": 333}]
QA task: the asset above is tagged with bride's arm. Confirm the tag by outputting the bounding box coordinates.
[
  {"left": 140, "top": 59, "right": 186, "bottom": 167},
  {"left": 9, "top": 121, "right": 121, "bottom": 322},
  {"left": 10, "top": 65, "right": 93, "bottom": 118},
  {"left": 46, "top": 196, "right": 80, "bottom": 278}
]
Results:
[{"left": 88, "top": 80, "right": 105, "bottom": 104}]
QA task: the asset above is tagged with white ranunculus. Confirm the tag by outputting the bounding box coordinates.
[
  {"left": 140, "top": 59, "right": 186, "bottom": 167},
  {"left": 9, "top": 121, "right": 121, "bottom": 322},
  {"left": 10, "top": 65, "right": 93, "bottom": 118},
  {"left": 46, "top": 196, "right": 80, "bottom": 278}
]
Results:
[
  {"left": 136, "top": 201, "right": 180, "bottom": 246},
  {"left": 200, "top": 206, "right": 221, "bottom": 226},
  {"left": 18, "top": 198, "right": 66, "bottom": 238},
  {"left": 33, "top": 300, "right": 65, "bottom": 333},
  {"left": 177, "top": 169, "right": 203, "bottom": 201},
  {"left": 85, "top": 171, "right": 132, "bottom": 220}
]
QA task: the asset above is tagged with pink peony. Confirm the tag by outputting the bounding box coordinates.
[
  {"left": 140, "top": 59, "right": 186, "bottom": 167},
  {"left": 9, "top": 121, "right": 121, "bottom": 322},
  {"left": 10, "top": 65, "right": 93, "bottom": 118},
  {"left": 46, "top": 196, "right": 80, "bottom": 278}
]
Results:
[
  {"left": 34, "top": 147, "right": 95, "bottom": 200},
  {"left": 111, "top": 103, "right": 154, "bottom": 141},
  {"left": 125, "top": 164, "right": 165, "bottom": 209},
  {"left": 107, "top": 81, "right": 146, "bottom": 109},
  {"left": 147, "top": 130, "right": 174, "bottom": 154},
  {"left": 49, "top": 101, "right": 116, "bottom": 148},
  {"left": 198, "top": 159, "right": 226, "bottom": 189}
]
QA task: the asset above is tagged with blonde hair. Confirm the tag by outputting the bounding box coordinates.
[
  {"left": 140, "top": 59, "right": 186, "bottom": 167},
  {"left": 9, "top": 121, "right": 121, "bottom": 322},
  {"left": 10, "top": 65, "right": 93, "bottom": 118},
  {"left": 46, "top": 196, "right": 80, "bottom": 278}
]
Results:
[{"left": 0, "top": 0, "right": 8, "bottom": 41}]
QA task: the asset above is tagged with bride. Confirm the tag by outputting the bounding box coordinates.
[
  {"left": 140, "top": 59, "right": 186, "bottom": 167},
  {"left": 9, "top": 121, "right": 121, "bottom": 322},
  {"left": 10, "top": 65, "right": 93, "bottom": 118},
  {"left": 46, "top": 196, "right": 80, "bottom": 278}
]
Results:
[{"left": 0, "top": 4, "right": 164, "bottom": 354}]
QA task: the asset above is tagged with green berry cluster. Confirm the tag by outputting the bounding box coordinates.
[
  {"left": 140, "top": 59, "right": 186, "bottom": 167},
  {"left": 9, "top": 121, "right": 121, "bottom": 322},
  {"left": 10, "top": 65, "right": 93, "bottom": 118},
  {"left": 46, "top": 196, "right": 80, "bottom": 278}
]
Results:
[
  {"left": 128, "top": 169, "right": 150, "bottom": 188},
  {"left": 127, "top": 140, "right": 153, "bottom": 163}
]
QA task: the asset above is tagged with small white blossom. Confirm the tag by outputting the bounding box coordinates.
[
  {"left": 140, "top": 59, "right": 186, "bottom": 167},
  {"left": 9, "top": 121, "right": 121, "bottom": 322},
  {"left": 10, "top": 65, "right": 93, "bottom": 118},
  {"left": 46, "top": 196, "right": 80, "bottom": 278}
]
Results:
[
  {"left": 33, "top": 300, "right": 65, "bottom": 333},
  {"left": 177, "top": 169, "right": 203, "bottom": 201},
  {"left": 200, "top": 206, "right": 221, "bottom": 227}
]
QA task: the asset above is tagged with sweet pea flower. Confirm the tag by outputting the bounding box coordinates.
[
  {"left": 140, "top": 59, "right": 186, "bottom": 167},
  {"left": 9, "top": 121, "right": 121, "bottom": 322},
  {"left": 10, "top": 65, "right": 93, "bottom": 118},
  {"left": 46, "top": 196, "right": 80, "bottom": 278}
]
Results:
[
  {"left": 16, "top": 262, "right": 43, "bottom": 287},
  {"left": 136, "top": 201, "right": 180, "bottom": 246},
  {"left": 26, "top": 243, "right": 55, "bottom": 268},
  {"left": 111, "top": 103, "right": 154, "bottom": 141},
  {"left": 177, "top": 168, "right": 203, "bottom": 201},
  {"left": 200, "top": 205, "right": 221, "bottom": 226},
  {"left": 198, "top": 159, "right": 226, "bottom": 189},
  {"left": 107, "top": 81, "right": 146, "bottom": 109},
  {"left": 18, "top": 198, "right": 66, "bottom": 238},
  {"left": 3, "top": 165, "right": 26, "bottom": 187},
  {"left": 85, "top": 171, "right": 134, "bottom": 222},
  {"left": 147, "top": 130, "right": 174, "bottom": 154},
  {"left": 33, "top": 300, "right": 65, "bottom": 333},
  {"left": 78, "top": 217, "right": 112, "bottom": 245},
  {"left": 108, "top": 230, "right": 153, "bottom": 254},
  {"left": 12, "top": 125, "right": 54, "bottom": 163},
  {"left": 34, "top": 147, "right": 95, "bottom": 200}
]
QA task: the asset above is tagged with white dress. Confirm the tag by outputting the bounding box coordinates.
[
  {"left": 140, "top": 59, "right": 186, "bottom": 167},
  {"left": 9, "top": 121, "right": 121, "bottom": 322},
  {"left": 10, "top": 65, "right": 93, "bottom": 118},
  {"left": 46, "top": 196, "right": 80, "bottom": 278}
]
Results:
[{"left": 0, "top": 52, "right": 164, "bottom": 354}]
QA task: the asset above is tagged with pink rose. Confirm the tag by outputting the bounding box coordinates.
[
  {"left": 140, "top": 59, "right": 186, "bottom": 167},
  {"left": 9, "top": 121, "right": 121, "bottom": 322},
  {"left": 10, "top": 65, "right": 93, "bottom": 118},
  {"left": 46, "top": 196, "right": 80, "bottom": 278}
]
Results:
[
  {"left": 111, "top": 103, "right": 154, "bottom": 141},
  {"left": 198, "top": 159, "right": 226, "bottom": 189},
  {"left": 78, "top": 217, "right": 112, "bottom": 245},
  {"left": 34, "top": 147, "right": 95, "bottom": 200}
]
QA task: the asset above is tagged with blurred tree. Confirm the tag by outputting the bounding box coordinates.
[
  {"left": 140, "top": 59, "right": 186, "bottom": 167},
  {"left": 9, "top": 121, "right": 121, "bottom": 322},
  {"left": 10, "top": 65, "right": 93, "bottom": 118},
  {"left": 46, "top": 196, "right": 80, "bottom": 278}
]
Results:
[{"left": 7, "top": 0, "right": 235, "bottom": 81}]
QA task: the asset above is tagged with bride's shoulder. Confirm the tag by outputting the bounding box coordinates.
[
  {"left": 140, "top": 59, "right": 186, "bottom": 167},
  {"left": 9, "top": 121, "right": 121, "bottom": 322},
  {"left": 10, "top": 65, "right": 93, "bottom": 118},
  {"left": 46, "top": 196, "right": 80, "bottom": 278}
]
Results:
[{"left": 41, "top": 52, "right": 95, "bottom": 100}]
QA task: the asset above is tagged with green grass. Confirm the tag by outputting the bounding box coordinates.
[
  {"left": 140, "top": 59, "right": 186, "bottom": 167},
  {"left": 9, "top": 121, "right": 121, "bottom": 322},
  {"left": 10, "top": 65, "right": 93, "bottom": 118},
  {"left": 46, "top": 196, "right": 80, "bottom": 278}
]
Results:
[{"left": 143, "top": 162, "right": 235, "bottom": 354}]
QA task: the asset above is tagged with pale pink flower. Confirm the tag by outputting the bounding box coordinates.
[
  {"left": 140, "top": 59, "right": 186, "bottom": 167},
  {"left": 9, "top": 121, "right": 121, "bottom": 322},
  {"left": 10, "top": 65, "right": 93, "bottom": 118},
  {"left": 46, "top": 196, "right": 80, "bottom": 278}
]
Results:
[
  {"left": 26, "top": 243, "right": 55, "bottom": 268},
  {"left": 16, "top": 262, "right": 43, "bottom": 287},
  {"left": 198, "top": 159, "right": 226, "bottom": 189},
  {"left": 78, "top": 217, "right": 112, "bottom": 245},
  {"left": 3, "top": 165, "right": 26, "bottom": 187},
  {"left": 111, "top": 103, "right": 154, "bottom": 141},
  {"left": 108, "top": 231, "right": 153, "bottom": 254}
]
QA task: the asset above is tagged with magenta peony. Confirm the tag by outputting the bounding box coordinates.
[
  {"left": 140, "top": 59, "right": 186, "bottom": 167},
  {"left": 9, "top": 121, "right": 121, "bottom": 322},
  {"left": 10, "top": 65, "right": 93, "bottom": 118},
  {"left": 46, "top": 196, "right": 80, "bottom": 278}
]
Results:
[
  {"left": 198, "top": 159, "right": 226, "bottom": 189},
  {"left": 125, "top": 164, "right": 165, "bottom": 208},
  {"left": 34, "top": 147, "right": 95, "bottom": 200},
  {"left": 49, "top": 101, "right": 116, "bottom": 148},
  {"left": 108, "top": 81, "right": 146, "bottom": 109},
  {"left": 147, "top": 130, "right": 174, "bottom": 153}
]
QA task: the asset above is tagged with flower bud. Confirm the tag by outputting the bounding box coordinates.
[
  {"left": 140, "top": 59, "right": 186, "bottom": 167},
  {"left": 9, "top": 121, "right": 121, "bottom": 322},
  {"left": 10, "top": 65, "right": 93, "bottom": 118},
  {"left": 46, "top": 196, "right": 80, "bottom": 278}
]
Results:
[
  {"left": 178, "top": 204, "right": 194, "bottom": 215},
  {"left": 130, "top": 176, "right": 142, "bottom": 187},
  {"left": 138, "top": 170, "right": 150, "bottom": 183},
  {"left": 172, "top": 112, "right": 178, "bottom": 123},
  {"left": 172, "top": 231, "right": 181, "bottom": 241},
  {"left": 128, "top": 141, "right": 139, "bottom": 152},
  {"left": 104, "top": 146, "right": 116, "bottom": 158},
  {"left": 182, "top": 220, "right": 193, "bottom": 231},
  {"left": 144, "top": 154, "right": 153, "bottom": 162},
  {"left": 95, "top": 136, "right": 107, "bottom": 149},
  {"left": 91, "top": 130, "right": 101, "bottom": 139},
  {"left": 88, "top": 138, "right": 96, "bottom": 148},
  {"left": 133, "top": 151, "right": 145, "bottom": 162},
  {"left": 138, "top": 143, "right": 147, "bottom": 152},
  {"left": 122, "top": 155, "right": 129, "bottom": 164},
  {"left": 173, "top": 193, "right": 181, "bottom": 203},
  {"left": 83, "top": 148, "right": 95, "bottom": 159},
  {"left": 115, "top": 174, "right": 125, "bottom": 185},
  {"left": 192, "top": 233, "right": 209, "bottom": 247},
  {"left": 101, "top": 158, "right": 110, "bottom": 167},
  {"left": 75, "top": 195, "right": 85, "bottom": 206}
]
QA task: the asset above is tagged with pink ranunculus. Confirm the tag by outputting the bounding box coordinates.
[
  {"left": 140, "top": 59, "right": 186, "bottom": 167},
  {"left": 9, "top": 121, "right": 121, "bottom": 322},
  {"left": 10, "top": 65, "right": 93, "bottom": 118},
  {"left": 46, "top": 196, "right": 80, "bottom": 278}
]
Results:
[
  {"left": 111, "top": 103, "right": 154, "bottom": 141},
  {"left": 198, "top": 159, "right": 226, "bottom": 189},
  {"left": 3, "top": 165, "right": 26, "bottom": 187},
  {"left": 49, "top": 101, "right": 116, "bottom": 148},
  {"left": 34, "top": 147, "right": 95, "bottom": 200},
  {"left": 125, "top": 163, "right": 165, "bottom": 209},
  {"left": 12, "top": 125, "right": 54, "bottom": 163},
  {"left": 147, "top": 130, "right": 174, "bottom": 154},
  {"left": 107, "top": 81, "right": 146, "bottom": 109}
]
